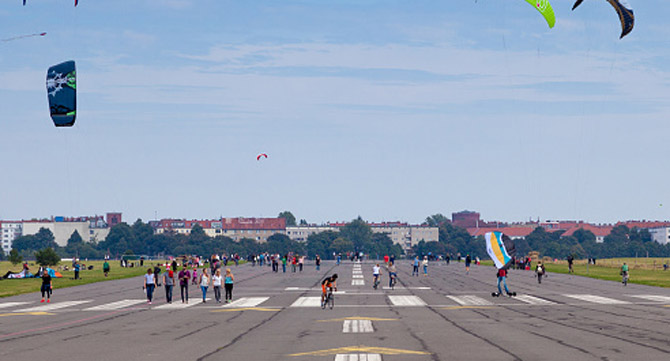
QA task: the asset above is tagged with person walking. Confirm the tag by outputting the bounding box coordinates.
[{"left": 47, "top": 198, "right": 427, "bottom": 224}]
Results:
[
  {"left": 422, "top": 256, "right": 429, "bottom": 277},
  {"left": 199, "top": 268, "right": 210, "bottom": 303},
  {"left": 40, "top": 269, "right": 52, "bottom": 303},
  {"left": 191, "top": 267, "right": 198, "bottom": 286},
  {"left": 103, "top": 260, "right": 110, "bottom": 277},
  {"left": 224, "top": 268, "right": 235, "bottom": 303},
  {"left": 153, "top": 264, "right": 162, "bottom": 287},
  {"left": 282, "top": 255, "right": 287, "bottom": 273},
  {"left": 291, "top": 256, "right": 297, "bottom": 272},
  {"left": 567, "top": 255, "right": 574, "bottom": 274},
  {"left": 74, "top": 261, "right": 80, "bottom": 280},
  {"left": 143, "top": 268, "right": 156, "bottom": 304},
  {"left": 298, "top": 256, "right": 304, "bottom": 272},
  {"left": 212, "top": 269, "right": 223, "bottom": 303},
  {"left": 412, "top": 256, "right": 420, "bottom": 277},
  {"left": 163, "top": 267, "right": 175, "bottom": 303},
  {"left": 465, "top": 254, "right": 471, "bottom": 275},
  {"left": 535, "top": 261, "right": 545, "bottom": 284},
  {"left": 178, "top": 266, "right": 190, "bottom": 303},
  {"left": 315, "top": 255, "right": 321, "bottom": 271}
]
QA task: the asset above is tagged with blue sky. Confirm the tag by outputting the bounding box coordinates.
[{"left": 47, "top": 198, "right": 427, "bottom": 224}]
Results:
[{"left": 1, "top": 0, "right": 670, "bottom": 225}]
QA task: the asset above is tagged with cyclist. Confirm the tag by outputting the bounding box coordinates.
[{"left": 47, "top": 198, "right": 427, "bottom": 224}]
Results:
[
  {"left": 321, "top": 274, "right": 338, "bottom": 305},
  {"left": 372, "top": 263, "right": 382, "bottom": 289},
  {"left": 387, "top": 262, "right": 397, "bottom": 288},
  {"left": 620, "top": 263, "right": 629, "bottom": 286}
]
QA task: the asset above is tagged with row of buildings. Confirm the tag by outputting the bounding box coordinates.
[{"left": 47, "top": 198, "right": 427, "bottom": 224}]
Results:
[
  {"left": 1, "top": 213, "right": 438, "bottom": 254},
  {"left": 4, "top": 210, "right": 670, "bottom": 256},
  {"left": 453, "top": 210, "right": 670, "bottom": 245}
]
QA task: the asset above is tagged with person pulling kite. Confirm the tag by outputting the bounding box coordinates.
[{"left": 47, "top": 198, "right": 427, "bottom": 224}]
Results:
[
  {"left": 572, "top": 0, "right": 634, "bottom": 38},
  {"left": 485, "top": 231, "right": 517, "bottom": 297}
]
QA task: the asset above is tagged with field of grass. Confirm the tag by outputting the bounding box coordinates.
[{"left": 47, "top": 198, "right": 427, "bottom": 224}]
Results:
[
  {"left": 0, "top": 260, "right": 168, "bottom": 298},
  {"left": 543, "top": 258, "right": 670, "bottom": 288},
  {"left": 478, "top": 257, "right": 670, "bottom": 288}
]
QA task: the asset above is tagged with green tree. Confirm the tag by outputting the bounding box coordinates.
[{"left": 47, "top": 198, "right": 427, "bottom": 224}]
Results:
[
  {"left": 425, "top": 214, "right": 449, "bottom": 227},
  {"left": 278, "top": 211, "right": 297, "bottom": 226},
  {"left": 0, "top": 250, "right": 4, "bottom": 261},
  {"left": 13, "top": 228, "right": 58, "bottom": 253},
  {"left": 35, "top": 247, "right": 61, "bottom": 266},
  {"left": 8, "top": 249, "right": 23, "bottom": 265},
  {"left": 99, "top": 223, "right": 137, "bottom": 255},
  {"left": 330, "top": 237, "right": 354, "bottom": 254},
  {"left": 305, "top": 230, "right": 339, "bottom": 259},
  {"left": 266, "top": 233, "right": 303, "bottom": 255},
  {"left": 339, "top": 217, "right": 373, "bottom": 253},
  {"left": 299, "top": 219, "right": 308, "bottom": 226}
]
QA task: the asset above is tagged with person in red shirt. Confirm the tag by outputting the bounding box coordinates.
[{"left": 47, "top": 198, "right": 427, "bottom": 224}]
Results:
[{"left": 494, "top": 268, "right": 516, "bottom": 297}]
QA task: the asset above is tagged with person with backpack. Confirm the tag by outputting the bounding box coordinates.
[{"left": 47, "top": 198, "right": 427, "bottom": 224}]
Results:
[
  {"left": 535, "top": 261, "right": 546, "bottom": 284},
  {"left": 163, "top": 267, "right": 175, "bottom": 303},
  {"left": 103, "top": 260, "right": 110, "bottom": 277}
]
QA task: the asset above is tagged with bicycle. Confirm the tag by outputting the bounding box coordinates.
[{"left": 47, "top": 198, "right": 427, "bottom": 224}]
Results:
[
  {"left": 321, "top": 287, "right": 334, "bottom": 309},
  {"left": 621, "top": 271, "right": 629, "bottom": 286},
  {"left": 389, "top": 273, "right": 397, "bottom": 290},
  {"left": 373, "top": 275, "right": 381, "bottom": 290}
]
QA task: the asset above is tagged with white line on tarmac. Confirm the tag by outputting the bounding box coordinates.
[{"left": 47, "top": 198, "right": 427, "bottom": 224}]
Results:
[
  {"left": 563, "top": 294, "right": 630, "bottom": 305},
  {"left": 446, "top": 295, "right": 493, "bottom": 306},
  {"left": 15, "top": 300, "right": 92, "bottom": 312},
  {"left": 388, "top": 295, "right": 426, "bottom": 306},
  {"left": 628, "top": 295, "right": 670, "bottom": 303},
  {"left": 290, "top": 297, "right": 322, "bottom": 307},
  {"left": 514, "top": 295, "right": 557, "bottom": 305},
  {"left": 0, "top": 302, "right": 28, "bottom": 310},
  {"left": 222, "top": 297, "right": 269, "bottom": 308},
  {"left": 153, "top": 298, "right": 211, "bottom": 309},
  {"left": 342, "top": 319, "right": 374, "bottom": 333},
  {"left": 84, "top": 299, "right": 147, "bottom": 311},
  {"left": 334, "top": 354, "right": 381, "bottom": 361}
]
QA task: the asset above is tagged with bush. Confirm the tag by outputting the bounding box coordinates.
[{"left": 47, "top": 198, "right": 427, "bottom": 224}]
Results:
[
  {"left": 8, "top": 249, "right": 23, "bottom": 265},
  {"left": 35, "top": 247, "right": 61, "bottom": 266}
]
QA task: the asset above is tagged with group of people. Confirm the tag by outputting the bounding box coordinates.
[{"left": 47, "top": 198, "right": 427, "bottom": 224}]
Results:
[{"left": 142, "top": 264, "right": 235, "bottom": 305}]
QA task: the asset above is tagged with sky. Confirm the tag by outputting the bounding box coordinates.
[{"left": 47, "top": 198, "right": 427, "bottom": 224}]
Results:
[{"left": 2, "top": 0, "right": 670, "bottom": 225}]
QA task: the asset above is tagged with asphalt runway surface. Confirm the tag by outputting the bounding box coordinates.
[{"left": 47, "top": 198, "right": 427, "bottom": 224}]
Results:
[{"left": 1, "top": 260, "right": 669, "bottom": 361}]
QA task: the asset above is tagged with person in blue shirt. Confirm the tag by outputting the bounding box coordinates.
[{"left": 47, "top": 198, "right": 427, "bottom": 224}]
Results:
[
  {"left": 412, "top": 256, "right": 420, "bottom": 277},
  {"left": 74, "top": 262, "right": 81, "bottom": 280}
]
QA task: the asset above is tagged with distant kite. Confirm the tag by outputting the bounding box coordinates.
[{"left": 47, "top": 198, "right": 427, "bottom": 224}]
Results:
[
  {"left": 572, "top": 0, "right": 634, "bottom": 38},
  {"left": 47, "top": 60, "right": 77, "bottom": 127},
  {"left": 256, "top": 153, "right": 268, "bottom": 161},
  {"left": 1, "top": 32, "right": 46, "bottom": 42}
]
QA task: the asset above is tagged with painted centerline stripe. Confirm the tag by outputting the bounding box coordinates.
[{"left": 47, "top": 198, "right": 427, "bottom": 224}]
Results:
[
  {"left": 334, "top": 354, "right": 381, "bottom": 361},
  {"left": 388, "top": 295, "right": 426, "bottom": 306},
  {"left": 291, "top": 297, "right": 322, "bottom": 307},
  {"left": 153, "top": 298, "right": 211, "bottom": 309},
  {"left": 223, "top": 297, "right": 269, "bottom": 308},
  {"left": 342, "top": 319, "right": 374, "bottom": 333},
  {"left": 446, "top": 295, "right": 493, "bottom": 306},
  {"left": 514, "top": 295, "right": 557, "bottom": 305},
  {"left": 0, "top": 302, "right": 29, "bottom": 310},
  {"left": 15, "top": 300, "right": 92, "bottom": 312},
  {"left": 352, "top": 280, "right": 365, "bottom": 286},
  {"left": 629, "top": 295, "right": 670, "bottom": 303},
  {"left": 85, "top": 299, "right": 146, "bottom": 311},
  {"left": 563, "top": 294, "right": 629, "bottom": 304}
]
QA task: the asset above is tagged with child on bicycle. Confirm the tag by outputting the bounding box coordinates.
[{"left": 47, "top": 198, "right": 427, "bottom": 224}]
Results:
[{"left": 321, "top": 274, "right": 338, "bottom": 304}]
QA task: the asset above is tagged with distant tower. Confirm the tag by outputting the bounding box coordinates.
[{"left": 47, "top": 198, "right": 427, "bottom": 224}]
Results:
[{"left": 106, "top": 212, "right": 122, "bottom": 227}]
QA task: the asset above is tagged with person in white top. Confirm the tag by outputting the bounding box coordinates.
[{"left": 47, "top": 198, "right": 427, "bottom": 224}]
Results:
[
  {"left": 199, "top": 268, "right": 210, "bottom": 303},
  {"left": 212, "top": 269, "right": 223, "bottom": 303},
  {"left": 372, "top": 264, "right": 382, "bottom": 289},
  {"left": 422, "top": 256, "right": 429, "bottom": 277}
]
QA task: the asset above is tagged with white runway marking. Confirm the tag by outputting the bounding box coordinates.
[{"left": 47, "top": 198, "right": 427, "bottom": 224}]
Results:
[
  {"left": 515, "top": 295, "right": 557, "bottom": 305},
  {"left": 334, "top": 354, "right": 381, "bottom": 361},
  {"left": 153, "top": 298, "right": 211, "bottom": 309},
  {"left": 352, "top": 280, "right": 365, "bottom": 286},
  {"left": 223, "top": 297, "right": 270, "bottom": 308},
  {"left": 84, "top": 299, "right": 146, "bottom": 311},
  {"left": 446, "top": 295, "right": 493, "bottom": 306},
  {"left": 15, "top": 300, "right": 91, "bottom": 312},
  {"left": 290, "top": 297, "right": 322, "bottom": 307},
  {"left": 629, "top": 295, "right": 670, "bottom": 303},
  {"left": 564, "top": 294, "right": 630, "bottom": 304},
  {"left": 0, "top": 302, "right": 28, "bottom": 310},
  {"left": 352, "top": 274, "right": 364, "bottom": 279},
  {"left": 342, "top": 319, "right": 374, "bottom": 333},
  {"left": 388, "top": 295, "right": 426, "bottom": 306},
  {"left": 382, "top": 286, "right": 431, "bottom": 290}
]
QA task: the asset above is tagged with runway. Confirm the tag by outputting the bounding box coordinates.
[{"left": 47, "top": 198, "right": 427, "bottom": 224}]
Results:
[{"left": 1, "top": 260, "right": 669, "bottom": 361}]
